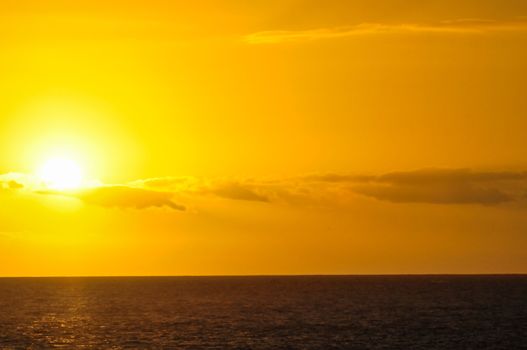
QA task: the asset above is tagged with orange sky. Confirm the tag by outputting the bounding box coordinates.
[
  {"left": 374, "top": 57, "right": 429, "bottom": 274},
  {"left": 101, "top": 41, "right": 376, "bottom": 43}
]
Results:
[{"left": 1, "top": 0, "right": 527, "bottom": 276}]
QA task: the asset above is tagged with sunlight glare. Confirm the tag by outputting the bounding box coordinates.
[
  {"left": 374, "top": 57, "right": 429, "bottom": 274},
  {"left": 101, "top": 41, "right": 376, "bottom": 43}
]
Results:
[{"left": 37, "top": 157, "right": 83, "bottom": 190}]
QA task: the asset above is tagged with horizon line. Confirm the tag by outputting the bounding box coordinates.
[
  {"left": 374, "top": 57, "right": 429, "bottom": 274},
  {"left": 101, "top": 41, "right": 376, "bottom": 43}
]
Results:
[{"left": 1, "top": 273, "right": 526, "bottom": 279}]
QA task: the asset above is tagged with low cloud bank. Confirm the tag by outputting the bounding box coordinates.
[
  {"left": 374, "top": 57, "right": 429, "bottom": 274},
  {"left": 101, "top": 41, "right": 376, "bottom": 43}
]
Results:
[{"left": 2, "top": 168, "right": 527, "bottom": 210}]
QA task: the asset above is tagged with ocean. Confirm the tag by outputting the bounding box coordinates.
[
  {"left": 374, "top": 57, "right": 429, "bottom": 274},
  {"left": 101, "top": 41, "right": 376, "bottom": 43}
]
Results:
[{"left": 0, "top": 275, "right": 525, "bottom": 349}]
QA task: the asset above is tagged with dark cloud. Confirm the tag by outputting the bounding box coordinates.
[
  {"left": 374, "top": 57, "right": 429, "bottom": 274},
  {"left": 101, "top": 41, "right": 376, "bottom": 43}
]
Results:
[
  {"left": 132, "top": 169, "right": 527, "bottom": 206},
  {"left": 304, "top": 174, "right": 375, "bottom": 183},
  {"left": 350, "top": 169, "right": 527, "bottom": 205},
  {"left": 377, "top": 168, "right": 527, "bottom": 185},
  {"left": 1, "top": 180, "right": 24, "bottom": 191},
  {"left": 353, "top": 183, "right": 512, "bottom": 205},
  {"left": 208, "top": 182, "right": 270, "bottom": 202},
  {"left": 7, "top": 180, "right": 24, "bottom": 189},
  {"left": 77, "top": 186, "right": 186, "bottom": 211},
  {"left": 37, "top": 185, "right": 186, "bottom": 211},
  {"left": 301, "top": 168, "right": 527, "bottom": 205}
]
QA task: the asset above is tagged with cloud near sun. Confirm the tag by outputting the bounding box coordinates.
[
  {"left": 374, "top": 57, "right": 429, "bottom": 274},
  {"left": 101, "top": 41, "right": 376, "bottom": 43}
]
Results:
[{"left": 2, "top": 168, "right": 527, "bottom": 211}]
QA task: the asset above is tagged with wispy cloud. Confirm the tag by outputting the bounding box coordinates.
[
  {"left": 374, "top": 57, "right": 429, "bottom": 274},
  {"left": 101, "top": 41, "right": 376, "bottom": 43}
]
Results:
[{"left": 244, "top": 18, "right": 527, "bottom": 44}]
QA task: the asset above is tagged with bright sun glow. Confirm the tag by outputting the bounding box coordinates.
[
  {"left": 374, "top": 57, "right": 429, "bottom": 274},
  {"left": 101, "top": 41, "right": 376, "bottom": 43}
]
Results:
[{"left": 37, "top": 157, "right": 83, "bottom": 190}]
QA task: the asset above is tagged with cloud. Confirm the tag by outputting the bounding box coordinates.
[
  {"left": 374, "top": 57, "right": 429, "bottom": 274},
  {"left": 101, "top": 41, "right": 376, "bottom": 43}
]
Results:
[
  {"left": 6, "top": 180, "right": 24, "bottom": 189},
  {"left": 138, "top": 177, "right": 272, "bottom": 203},
  {"left": 41, "top": 185, "right": 186, "bottom": 211},
  {"left": 0, "top": 180, "right": 24, "bottom": 191},
  {"left": 304, "top": 174, "right": 375, "bottom": 183},
  {"left": 244, "top": 18, "right": 527, "bottom": 44},
  {"left": 0, "top": 173, "right": 29, "bottom": 192},
  {"left": 78, "top": 186, "right": 186, "bottom": 211},
  {"left": 206, "top": 182, "right": 270, "bottom": 202},
  {"left": 132, "top": 169, "right": 527, "bottom": 207},
  {"left": 353, "top": 183, "right": 512, "bottom": 205},
  {"left": 132, "top": 176, "right": 198, "bottom": 191},
  {"left": 309, "top": 168, "right": 527, "bottom": 205},
  {"left": 2, "top": 168, "right": 527, "bottom": 210},
  {"left": 376, "top": 169, "right": 527, "bottom": 184}
]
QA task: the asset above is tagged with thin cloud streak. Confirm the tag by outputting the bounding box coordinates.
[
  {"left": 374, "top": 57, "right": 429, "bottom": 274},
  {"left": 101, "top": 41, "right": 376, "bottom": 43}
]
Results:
[{"left": 244, "top": 18, "right": 527, "bottom": 44}]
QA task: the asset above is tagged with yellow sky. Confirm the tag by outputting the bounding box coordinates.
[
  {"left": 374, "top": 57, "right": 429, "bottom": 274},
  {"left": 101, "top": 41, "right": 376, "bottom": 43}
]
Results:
[{"left": 1, "top": 0, "right": 527, "bottom": 276}]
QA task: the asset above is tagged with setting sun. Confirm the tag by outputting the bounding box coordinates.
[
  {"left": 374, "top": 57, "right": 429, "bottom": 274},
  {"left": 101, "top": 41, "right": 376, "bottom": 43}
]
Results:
[{"left": 37, "top": 157, "right": 83, "bottom": 190}]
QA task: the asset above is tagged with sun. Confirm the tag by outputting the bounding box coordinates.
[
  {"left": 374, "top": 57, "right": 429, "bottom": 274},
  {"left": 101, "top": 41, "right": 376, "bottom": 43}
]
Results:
[{"left": 37, "top": 157, "right": 84, "bottom": 190}]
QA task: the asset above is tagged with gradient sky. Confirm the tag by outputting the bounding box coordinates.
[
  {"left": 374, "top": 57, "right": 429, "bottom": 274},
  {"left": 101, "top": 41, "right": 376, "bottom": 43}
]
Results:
[{"left": 1, "top": 0, "right": 527, "bottom": 276}]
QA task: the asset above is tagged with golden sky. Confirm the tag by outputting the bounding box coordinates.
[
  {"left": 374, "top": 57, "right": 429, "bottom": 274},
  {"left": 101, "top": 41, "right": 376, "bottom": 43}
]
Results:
[{"left": 1, "top": 0, "right": 527, "bottom": 276}]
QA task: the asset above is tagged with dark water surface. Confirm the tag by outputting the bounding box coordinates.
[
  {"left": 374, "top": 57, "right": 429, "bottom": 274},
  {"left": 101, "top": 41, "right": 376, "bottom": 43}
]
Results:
[{"left": 0, "top": 275, "right": 526, "bottom": 349}]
